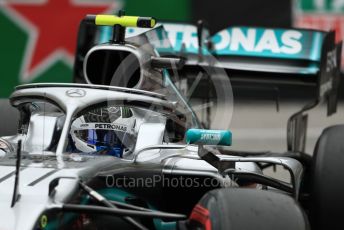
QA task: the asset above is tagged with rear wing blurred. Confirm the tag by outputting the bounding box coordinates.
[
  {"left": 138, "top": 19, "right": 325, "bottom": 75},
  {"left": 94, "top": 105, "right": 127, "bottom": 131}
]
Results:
[
  {"left": 210, "top": 27, "right": 342, "bottom": 152},
  {"left": 212, "top": 27, "right": 324, "bottom": 73},
  {"left": 211, "top": 27, "right": 342, "bottom": 111}
]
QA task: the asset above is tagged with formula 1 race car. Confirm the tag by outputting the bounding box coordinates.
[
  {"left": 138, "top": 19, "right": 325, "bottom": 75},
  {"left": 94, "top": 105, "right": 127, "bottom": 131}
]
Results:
[{"left": 0, "top": 12, "right": 343, "bottom": 230}]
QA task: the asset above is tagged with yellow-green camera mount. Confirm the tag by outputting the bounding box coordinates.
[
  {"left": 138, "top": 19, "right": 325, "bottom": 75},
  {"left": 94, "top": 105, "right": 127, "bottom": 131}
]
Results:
[{"left": 85, "top": 10, "right": 156, "bottom": 44}]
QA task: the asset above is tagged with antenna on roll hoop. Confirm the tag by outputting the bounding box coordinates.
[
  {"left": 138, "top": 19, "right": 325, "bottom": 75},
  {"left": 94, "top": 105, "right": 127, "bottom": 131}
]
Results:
[{"left": 11, "top": 140, "right": 22, "bottom": 207}]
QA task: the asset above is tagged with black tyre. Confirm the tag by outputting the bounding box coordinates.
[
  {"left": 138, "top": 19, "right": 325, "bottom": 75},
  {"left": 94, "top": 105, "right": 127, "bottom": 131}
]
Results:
[
  {"left": 310, "top": 125, "right": 344, "bottom": 229},
  {"left": 180, "top": 188, "right": 308, "bottom": 230}
]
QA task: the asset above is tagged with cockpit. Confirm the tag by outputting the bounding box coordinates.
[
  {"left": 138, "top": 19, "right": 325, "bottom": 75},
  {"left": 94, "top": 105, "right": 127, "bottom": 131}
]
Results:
[{"left": 0, "top": 84, "right": 196, "bottom": 160}]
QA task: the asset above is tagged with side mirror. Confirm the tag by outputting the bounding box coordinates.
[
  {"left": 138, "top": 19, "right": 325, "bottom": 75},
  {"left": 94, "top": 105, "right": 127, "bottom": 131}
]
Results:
[
  {"left": 186, "top": 129, "right": 233, "bottom": 173},
  {"left": 186, "top": 129, "right": 232, "bottom": 146}
]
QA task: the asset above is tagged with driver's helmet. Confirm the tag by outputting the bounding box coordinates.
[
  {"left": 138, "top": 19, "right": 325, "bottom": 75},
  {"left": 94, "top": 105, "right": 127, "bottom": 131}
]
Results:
[{"left": 70, "top": 106, "right": 136, "bottom": 158}]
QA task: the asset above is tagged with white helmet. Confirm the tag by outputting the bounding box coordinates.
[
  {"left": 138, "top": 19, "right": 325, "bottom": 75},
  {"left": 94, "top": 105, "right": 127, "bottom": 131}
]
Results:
[{"left": 70, "top": 106, "right": 136, "bottom": 158}]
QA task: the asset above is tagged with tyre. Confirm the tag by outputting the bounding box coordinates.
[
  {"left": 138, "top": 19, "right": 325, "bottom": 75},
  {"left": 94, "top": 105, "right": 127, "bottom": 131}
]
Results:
[
  {"left": 179, "top": 188, "right": 309, "bottom": 230},
  {"left": 310, "top": 125, "right": 344, "bottom": 229}
]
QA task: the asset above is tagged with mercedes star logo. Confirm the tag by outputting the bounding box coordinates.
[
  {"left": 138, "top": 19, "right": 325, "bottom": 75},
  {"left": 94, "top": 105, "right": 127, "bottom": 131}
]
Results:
[{"left": 66, "top": 89, "right": 86, "bottom": 97}]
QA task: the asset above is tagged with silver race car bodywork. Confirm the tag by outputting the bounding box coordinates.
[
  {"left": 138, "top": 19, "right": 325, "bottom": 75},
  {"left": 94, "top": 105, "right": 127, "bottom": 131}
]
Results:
[{"left": 0, "top": 83, "right": 303, "bottom": 230}]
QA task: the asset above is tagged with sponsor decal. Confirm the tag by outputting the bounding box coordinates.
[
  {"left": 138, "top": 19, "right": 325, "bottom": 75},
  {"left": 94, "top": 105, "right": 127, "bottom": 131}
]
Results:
[
  {"left": 94, "top": 123, "right": 127, "bottom": 132},
  {"left": 76, "top": 123, "right": 128, "bottom": 132},
  {"left": 186, "top": 129, "right": 232, "bottom": 146},
  {"left": 212, "top": 27, "right": 324, "bottom": 61},
  {"left": 161, "top": 24, "right": 199, "bottom": 53},
  {"left": 200, "top": 133, "right": 221, "bottom": 142}
]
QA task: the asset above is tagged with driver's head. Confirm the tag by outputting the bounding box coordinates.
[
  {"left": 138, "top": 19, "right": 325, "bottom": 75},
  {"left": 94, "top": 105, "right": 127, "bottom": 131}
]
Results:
[{"left": 70, "top": 106, "right": 136, "bottom": 157}]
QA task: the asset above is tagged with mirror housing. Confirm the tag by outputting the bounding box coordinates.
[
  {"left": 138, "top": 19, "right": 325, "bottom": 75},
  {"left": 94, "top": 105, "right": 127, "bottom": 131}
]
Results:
[{"left": 186, "top": 129, "right": 232, "bottom": 146}]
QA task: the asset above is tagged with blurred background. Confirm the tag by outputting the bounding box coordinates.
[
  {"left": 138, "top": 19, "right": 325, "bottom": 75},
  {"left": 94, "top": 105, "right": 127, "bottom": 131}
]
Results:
[{"left": 0, "top": 0, "right": 343, "bottom": 154}]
